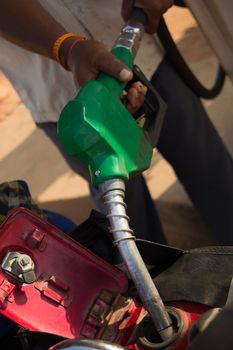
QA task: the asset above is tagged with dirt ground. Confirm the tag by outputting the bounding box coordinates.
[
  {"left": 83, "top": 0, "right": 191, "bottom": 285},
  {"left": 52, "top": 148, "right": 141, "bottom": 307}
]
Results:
[{"left": 0, "top": 5, "right": 233, "bottom": 249}]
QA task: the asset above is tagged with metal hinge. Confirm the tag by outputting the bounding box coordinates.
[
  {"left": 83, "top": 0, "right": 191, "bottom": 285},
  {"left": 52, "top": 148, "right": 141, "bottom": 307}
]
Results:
[{"left": 1, "top": 251, "right": 36, "bottom": 284}]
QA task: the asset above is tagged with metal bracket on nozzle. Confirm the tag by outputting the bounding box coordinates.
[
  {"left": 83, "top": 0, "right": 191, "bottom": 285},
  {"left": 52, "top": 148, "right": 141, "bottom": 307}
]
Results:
[{"left": 113, "top": 7, "right": 147, "bottom": 57}]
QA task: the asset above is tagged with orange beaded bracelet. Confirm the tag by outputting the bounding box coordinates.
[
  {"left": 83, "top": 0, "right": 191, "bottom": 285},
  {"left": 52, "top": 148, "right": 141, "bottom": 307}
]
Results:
[{"left": 52, "top": 32, "right": 86, "bottom": 68}]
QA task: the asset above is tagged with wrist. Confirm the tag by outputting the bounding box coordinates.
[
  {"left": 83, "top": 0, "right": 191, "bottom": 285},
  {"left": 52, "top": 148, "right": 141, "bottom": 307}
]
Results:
[
  {"left": 58, "top": 36, "right": 80, "bottom": 70},
  {"left": 52, "top": 33, "right": 86, "bottom": 70}
]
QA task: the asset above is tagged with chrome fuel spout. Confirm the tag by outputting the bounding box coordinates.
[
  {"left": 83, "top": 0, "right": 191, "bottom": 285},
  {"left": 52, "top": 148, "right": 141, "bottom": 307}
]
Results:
[{"left": 99, "top": 179, "right": 174, "bottom": 341}]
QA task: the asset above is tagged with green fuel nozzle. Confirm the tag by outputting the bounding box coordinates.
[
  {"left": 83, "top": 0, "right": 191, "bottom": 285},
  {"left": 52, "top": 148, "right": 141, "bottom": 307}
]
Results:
[
  {"left": 58, "top": 9, "right": 174, "bottom": 341},
  {"left": 58, "top": 47, "right": 152, "bottom": 188}
]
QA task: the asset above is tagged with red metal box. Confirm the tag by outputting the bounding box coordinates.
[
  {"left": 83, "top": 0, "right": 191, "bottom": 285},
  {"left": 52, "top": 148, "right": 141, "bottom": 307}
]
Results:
[{"left": 0, "top": 208, "right": 128, "bottom": 339}]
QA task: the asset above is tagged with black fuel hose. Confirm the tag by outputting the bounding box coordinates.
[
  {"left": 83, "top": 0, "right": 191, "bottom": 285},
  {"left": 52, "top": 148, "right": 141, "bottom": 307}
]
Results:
[{"left": 157, "top": 16, "right": 226, "bottom": 99}]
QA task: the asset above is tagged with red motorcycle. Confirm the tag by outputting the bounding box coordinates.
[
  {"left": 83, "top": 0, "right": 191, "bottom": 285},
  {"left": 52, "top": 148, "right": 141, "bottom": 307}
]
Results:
[{"left": 0, "top": 206, "right": 232, "bottom": 350}]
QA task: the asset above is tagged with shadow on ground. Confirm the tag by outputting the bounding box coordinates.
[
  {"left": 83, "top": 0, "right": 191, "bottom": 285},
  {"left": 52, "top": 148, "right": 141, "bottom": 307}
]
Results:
[
  {"left": 39, "top": 196, "right": 94, "bottom": 227},
  {"left": 0, "top": 128, "right": 70, "bottom": 196},
  {"left": 156, "top": 201, "right": 216, "bottom": 249}
]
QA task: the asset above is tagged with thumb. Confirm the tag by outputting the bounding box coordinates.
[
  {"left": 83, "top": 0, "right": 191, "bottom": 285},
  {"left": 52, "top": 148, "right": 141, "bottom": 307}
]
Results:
[{"left": 97, "top": 52, "right": 133, "bottom": 82}]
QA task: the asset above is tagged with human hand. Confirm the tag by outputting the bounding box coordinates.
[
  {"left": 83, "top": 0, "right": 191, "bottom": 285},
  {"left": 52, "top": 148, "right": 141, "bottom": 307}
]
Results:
[
  {"left": 123, "top": 81, "right": 147, "bottom": 115},
  {"left": 121, "top": 0, "right": 173, "bottom": 34},
  {"left": 66, "top": 39, "right": 133, "bottom": 87}
]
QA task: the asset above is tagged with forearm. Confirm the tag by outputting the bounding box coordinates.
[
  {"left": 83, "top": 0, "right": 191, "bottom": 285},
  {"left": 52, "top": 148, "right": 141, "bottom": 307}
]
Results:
[
  {"left": 0, "top": 0, "right": 67, "bottom": 59},
  {"left": 0, "top": 0, "right": 133, "bottom": 86}
]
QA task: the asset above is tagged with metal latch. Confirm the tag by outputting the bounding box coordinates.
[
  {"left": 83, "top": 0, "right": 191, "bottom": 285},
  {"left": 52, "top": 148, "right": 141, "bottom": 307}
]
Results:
[
  {"left": 1, "top": 251, "right": 36, "bottom": 284},
  {"left": 35, "top": 274, "right": 71, "bottom": 308}
]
